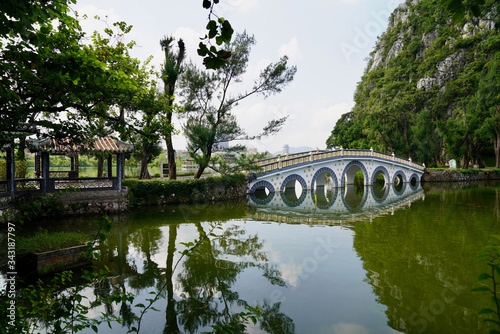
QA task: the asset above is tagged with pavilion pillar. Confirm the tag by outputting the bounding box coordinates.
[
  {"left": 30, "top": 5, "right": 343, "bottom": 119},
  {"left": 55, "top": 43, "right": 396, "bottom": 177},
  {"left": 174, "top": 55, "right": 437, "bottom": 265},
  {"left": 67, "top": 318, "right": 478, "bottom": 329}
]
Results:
[
  {"left": 7, "top": 146, "right": 15, "bottom": 196},
  {"left": 75, "top": 154, "right": 79, "bottom": 177},
  {"left": 41, "top": 152, "right": 50, "bottom": 193},
  {"left": 107, "top": 155, "right": 113, "bottom": 178},
  {"left": 116, "top": 153, "right": 123, "bottom": 192},
  {"left": 35, "top": 154, "right": 41, "bottom": 178}
]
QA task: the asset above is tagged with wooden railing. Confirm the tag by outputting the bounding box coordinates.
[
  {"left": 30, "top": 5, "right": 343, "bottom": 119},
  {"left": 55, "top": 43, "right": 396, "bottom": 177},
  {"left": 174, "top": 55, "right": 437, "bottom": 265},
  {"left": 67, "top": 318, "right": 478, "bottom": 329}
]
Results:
[
  {"left": 254, "top": 149, "right": 425, "bottom": 174},
  {"left": 0, "top": 177, "right": 119, "bottom": 197},
  {"left": 49, "top": 170, "right": 79, "bottom": 178}
]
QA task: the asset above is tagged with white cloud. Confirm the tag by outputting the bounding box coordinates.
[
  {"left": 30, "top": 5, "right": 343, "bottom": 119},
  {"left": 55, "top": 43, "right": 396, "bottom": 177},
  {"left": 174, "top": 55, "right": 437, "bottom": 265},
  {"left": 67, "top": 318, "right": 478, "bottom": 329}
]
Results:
[
  {"left": 279, "top": 262, "right": 303, "bottom": 287},
  {"left": 279, "top": 37, "right": 302, "bottom": 64}
]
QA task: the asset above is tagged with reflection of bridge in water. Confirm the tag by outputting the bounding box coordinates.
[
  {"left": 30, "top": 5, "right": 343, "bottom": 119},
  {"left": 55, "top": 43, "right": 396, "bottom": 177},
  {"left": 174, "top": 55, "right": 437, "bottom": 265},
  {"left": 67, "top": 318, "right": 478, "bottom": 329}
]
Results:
[{"left": 247, "top": 182, "right": 424, "bottom": 226}]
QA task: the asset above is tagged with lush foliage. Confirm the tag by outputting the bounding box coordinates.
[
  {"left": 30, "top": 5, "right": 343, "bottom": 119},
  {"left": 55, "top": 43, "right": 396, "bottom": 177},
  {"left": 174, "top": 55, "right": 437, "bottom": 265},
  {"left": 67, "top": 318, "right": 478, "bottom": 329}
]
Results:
[
  {"left": 123, "top": 173, "right": 247, "bottom": 206},
  {"left": 327, "top": 0, "right": 500, "bottom": 168}
]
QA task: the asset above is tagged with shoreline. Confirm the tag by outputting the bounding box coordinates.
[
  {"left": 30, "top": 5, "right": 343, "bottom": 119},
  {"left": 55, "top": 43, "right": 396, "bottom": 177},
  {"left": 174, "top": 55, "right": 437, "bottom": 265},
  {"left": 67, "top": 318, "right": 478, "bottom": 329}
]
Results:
[{"left": 421, "top": 169, "right": 500, "bottom": 182}]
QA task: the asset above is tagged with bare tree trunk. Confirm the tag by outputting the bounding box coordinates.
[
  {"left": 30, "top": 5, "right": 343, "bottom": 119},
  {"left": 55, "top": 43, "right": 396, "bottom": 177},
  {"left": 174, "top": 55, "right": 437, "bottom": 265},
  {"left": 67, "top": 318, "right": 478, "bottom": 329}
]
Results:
[
  {"left": 139, "top": 146, "right": 151, "bottom": 179},
  {"left": 97, "top": 156, "right": 104, "bottom": 177},
  {"left": 165, "top": 110, "right": 177, "bottom": 180},
  {"left": 193, "top": 144, "right": 212, "bottom": 179},
  {"left": 194, "top": 165, "right": 205, "bottom": 179}
]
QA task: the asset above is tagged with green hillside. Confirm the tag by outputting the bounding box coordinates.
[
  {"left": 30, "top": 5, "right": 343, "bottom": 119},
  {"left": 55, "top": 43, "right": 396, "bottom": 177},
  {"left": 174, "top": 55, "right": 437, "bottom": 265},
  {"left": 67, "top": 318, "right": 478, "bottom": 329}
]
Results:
[{"left": 327, "top": 0, "right": 500, "bottom": 168}]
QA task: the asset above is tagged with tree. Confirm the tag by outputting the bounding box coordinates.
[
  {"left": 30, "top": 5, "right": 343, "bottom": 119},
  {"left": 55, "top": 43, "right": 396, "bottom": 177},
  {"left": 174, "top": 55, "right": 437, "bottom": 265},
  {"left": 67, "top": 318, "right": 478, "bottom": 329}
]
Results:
[
  {"left": 476, "top": 55, "right": 500, "bottom": 168},
  {"left": 326, "top": 112, "right": 367, "bottom": 150},
  {"left": 160, "top": 36, "right": 186, "bottom": 180},
  {"left": 180, "top": 31, "right": 296, "bottom": 179},
  {"left": 129, "top": 87, "right": 166, "bottom": 179},
  {"left": 0, "top": 1, "right": 150, "bottom": 152}
]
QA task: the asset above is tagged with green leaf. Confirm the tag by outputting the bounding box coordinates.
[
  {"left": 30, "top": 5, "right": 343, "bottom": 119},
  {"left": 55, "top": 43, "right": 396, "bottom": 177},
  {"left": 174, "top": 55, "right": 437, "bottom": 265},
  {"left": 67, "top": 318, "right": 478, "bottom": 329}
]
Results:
[
  {"left": 197, "top": 42, "right": 209, "bottom": 56},
  {"left": 478, "top": 273, "right": 492, "bottom": 281},
  {"left": 207, "top": 20, "right": 217, "bottom": 39},
  {"left": 134, "top": 303, "right": 145, "bottom": 308},
  {"left": 202, "top": 0, "right": 211, "bottom": 9},
  {"left": 471, "top": 286, "right": 492, "bottom": 292},
  {"left": 92, "top": 325, "right": 98, "bottom": 333}
]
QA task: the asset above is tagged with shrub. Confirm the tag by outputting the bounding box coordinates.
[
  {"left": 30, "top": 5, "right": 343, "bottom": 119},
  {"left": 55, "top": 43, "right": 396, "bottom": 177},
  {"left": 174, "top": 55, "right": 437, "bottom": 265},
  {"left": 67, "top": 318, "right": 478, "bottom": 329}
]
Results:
[{"left": 123, "top": 173, "right": 247, "bottom": 207}]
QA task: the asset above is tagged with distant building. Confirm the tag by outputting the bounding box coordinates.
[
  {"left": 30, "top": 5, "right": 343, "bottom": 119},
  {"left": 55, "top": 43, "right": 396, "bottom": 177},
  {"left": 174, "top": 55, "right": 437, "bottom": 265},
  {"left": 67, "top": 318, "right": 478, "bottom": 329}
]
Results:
[
  {"left": 283, "top": 144, "right": 289, "bottom": 155},
  {"left": 182, "top": 157, "right": 199, "bottom": 171}
]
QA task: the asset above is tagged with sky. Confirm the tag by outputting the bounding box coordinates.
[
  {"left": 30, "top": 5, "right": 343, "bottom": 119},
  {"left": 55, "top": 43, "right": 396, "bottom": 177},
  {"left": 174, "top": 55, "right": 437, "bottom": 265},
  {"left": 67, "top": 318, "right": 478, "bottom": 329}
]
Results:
[{"left": 72, "top": 0, "right": 404, "bottom": 154}]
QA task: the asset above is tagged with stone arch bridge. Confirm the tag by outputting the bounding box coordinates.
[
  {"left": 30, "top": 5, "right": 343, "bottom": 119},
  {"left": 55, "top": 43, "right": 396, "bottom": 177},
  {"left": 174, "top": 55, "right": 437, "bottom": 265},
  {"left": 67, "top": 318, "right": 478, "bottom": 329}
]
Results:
[{"left": 247, "top": 149, "right": 425, "bottom": 194}]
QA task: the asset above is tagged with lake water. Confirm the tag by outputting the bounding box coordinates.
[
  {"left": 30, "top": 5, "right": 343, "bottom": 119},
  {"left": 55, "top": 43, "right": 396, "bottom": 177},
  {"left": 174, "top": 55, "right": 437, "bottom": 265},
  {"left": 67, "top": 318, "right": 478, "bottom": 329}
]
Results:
[{"left": 4, "top": 181, "right": 500, "bottom": 333}]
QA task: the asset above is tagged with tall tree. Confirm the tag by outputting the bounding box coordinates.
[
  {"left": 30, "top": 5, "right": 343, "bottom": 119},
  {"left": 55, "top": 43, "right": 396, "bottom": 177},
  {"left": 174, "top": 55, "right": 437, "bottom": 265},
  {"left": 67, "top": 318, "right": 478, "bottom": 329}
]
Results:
[
  {"left": 180, "top": 31, "right": 296, "bottom": 179},
  {"left": 0, "top": 2, "right": 149, "bottom": 151},
  {"left": 160, "top": 36, "right": 186, "bottom": 180},
  {"left": 131, "top": 88, "right": 166, "bottom": 180},
  {"left": 476, "top": 55, "right": 500, "bottom": 167}
]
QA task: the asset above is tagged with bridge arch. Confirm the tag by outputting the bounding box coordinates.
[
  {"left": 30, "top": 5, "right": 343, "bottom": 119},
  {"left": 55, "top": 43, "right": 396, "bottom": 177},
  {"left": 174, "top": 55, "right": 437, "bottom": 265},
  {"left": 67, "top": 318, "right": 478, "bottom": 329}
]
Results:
[
  {"left": 280, "top": 190, "right": 308, "bottom": 207},
  {"left": 249, "top": 180, "right": 275, "bottom": 194},
  {"left": 409, "top": 173, "right": 420, "bottom": 189},
  {"left": 248, "top": 180, "right": 275, "bottom": 204},
  {"left": 280, "top": 174, "right": 307, "bottom": 193},
  {"left": 371, "top": 166, "right": 390, "bottom": 186},
  {"left": 311, "top": 167, "right": 338, "bottom": 190},
  {"left": 392, "top": 170, "right": 407, "bottom": 185},
  {"left": 371, "top": 184, "right": 390, "bottom": 203},
  {"left": 312, "top": 186, "right": 338, "bottom": 209},
  {"left": 249, "top": 191, "right": 275, "bottom": 205},
  {"left": 341, "top": 184, "right": 369, "bottom": 210},
  {"left": 341, "top": 160, "right": 368, "bottom": 187},
  {"left": 393, "top": 181, "right": 406, "bottom": 195}
]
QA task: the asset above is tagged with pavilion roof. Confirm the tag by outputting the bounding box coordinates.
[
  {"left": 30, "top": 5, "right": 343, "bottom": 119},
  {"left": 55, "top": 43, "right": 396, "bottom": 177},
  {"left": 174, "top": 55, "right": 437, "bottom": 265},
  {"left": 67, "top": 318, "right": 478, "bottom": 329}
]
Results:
[{"left": 27, "top": 137, "right": 135, "bottom": 154}]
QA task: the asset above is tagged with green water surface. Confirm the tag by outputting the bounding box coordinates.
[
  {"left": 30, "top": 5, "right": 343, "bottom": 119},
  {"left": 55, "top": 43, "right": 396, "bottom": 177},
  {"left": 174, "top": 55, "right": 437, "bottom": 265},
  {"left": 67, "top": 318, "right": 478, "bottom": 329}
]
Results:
[{"left": 5, "top": 181, "right": 500, "bottom": 333}]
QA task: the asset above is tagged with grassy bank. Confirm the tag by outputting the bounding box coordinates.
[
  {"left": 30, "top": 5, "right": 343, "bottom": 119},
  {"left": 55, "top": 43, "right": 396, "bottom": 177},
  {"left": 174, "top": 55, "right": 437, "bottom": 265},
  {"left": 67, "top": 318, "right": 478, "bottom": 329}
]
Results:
[{"left": 17, "top": 230, "right": 90, "bottom": 254}]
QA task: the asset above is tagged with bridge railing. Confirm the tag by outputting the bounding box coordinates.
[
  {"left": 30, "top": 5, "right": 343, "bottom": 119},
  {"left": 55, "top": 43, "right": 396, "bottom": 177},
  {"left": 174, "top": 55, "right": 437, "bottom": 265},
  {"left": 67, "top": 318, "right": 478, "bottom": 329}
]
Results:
[{"left": 254, "top": 149, "right": 425, "bottom": 173}]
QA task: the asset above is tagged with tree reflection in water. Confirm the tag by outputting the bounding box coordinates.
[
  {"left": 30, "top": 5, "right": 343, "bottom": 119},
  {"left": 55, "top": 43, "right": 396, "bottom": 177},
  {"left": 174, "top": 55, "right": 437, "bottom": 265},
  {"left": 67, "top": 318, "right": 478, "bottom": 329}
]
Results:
[
  {"left": 93, "top": 210, "right": 294, "bottom": 333},
  {"left": 174, "top": 223, "right": 293, "bottom": 333}
]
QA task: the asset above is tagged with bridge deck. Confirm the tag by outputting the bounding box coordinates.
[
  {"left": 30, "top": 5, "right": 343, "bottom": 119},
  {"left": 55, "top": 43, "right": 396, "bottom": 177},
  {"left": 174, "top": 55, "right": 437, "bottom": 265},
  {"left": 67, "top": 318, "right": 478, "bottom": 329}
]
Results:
[{"left": 255, "top": 149, "right": 425, "bottom": 174}]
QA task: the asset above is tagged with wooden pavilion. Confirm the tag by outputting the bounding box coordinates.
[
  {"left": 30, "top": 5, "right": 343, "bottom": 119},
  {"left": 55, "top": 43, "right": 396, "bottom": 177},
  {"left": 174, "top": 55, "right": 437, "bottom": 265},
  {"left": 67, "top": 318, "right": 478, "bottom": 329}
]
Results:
[{"left": 0, "top": 137, "right": 134, "bottom": 197}]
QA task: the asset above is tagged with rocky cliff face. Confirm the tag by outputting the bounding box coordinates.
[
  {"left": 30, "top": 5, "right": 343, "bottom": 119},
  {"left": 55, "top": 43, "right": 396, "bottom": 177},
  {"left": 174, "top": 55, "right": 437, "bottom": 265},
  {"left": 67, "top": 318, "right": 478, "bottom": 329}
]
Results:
[
  {"left": 328, "top": 0, "right": 500, "bottom": 167},
  {"left": 368, "top": 0, "right": 497, "bottom": 90}
]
